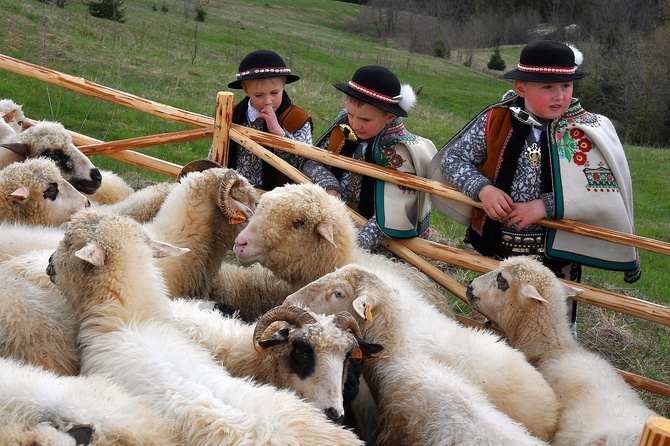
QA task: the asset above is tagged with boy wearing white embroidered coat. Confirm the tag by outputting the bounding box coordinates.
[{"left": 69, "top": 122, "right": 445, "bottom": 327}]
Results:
[{"left": 303, "top": 65, "right": 436, "bottom": 251}]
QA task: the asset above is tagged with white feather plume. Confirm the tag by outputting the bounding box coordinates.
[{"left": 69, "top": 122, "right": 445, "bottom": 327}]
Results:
[
  {"left": 569, "top": 45, "right": 584, "bottom": 67},
  {"left": 398, "top": 84, "right": 417, "bottom": 112}
]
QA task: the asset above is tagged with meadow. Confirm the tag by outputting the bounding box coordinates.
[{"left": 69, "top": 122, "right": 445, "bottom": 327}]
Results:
[{"left": 0, "top": 0, "right": 668, "bottom": 415}]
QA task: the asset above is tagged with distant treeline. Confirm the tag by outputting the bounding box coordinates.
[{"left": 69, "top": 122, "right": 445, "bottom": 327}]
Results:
[{"left": 338, "top": 0, "right": 670, "bottom": 147}]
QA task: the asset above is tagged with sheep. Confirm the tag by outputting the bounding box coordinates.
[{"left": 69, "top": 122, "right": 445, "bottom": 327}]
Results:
[
  {"left": 0, "top": 115, "right": 16, "bottom": 143},
  {"left": 0, "top": 356, "right": 180, "bottom": 446},
  {"left": 99, "top": 181, "right": 174, "bottom": 222},
  {"left": 284, "top": 264, "right": 549, "bottom": 446},
  {"left": 232, "top": 182, "right": 561, "bottom": 440},
  {"left": 0, "top": 422, "right": 87, "bottom": 446},
  {"left": 46, "top": 209, "right": 364, "bottom": 446},
  {"left": 0, "top": 157, "right": 90, "bottom": 227},
  {"left": 0, "top": 260, "right": 79, "bottom": 375},
  {"left": 0, "top": 222, "right": 66, "bottom": 262},
  {"left": 87, "top": 169, "right": 135, "bottom": 205},
  {"left": 0, "top": 98, "right": 26, "bottom": 134},
  {"left": 0, "top": 120, "right": 102, "bottom": 194},
  {"left": 170, "top": 298, "right": 383, "bottom": 424},
  {"left": 466, "top": 256, "right": 658, "bottom": 446}
]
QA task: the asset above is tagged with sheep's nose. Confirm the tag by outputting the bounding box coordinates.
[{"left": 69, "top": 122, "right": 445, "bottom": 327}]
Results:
[
  {"left": 90, "top": 168, "right": 102, "bottom": 183},
  {"left": 465, "top": 284, "right": 474, "bottom": 299},
  {"left": 324, "top": 407, "right": 344, "bottom": 425}
]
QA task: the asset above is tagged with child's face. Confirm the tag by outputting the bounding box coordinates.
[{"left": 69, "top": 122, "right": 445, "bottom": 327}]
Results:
[
  {"left": 514, "top": 80, "right": 573, "bottom": 121},
  {"left": 242, "top": 77, "right": 286, "bottom": 112},
  {"left": 345, "top": 97, "right": 396, "bottom": 140}
]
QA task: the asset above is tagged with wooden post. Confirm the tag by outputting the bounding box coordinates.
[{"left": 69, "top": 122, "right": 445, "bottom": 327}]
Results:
[
  {"left": 211, "top": 92, "right": 234, "bottom": 166},
  {"left": 638, "top": 416, "right": 670, "bottom": 446}
]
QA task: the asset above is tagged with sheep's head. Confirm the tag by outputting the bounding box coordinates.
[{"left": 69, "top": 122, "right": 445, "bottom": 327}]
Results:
[
  {"left": 1, "top": 121, "right": 102, "bottom": 195},
  {"left": 466, "top": 256, "right": 582, "bottom": 338},
  {"left": 252, "top": 305, "right": 383, "bottom": 424},
  {"left": 233, "top": 183, "right": 358, "bottom": 285},
  {"left": 0, "top": 158, "right": 90, "bottom": 226},
  {"left": 284, "top": 264, "right": 397, "bottom": 326},
  {"left": 46, "top": 209, "right": 188, "bottom": 315}
]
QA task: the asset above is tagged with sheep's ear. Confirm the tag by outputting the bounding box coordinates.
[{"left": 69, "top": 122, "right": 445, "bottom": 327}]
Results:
[
  {"left": 75, "top": 242, "right": 106, "bottom": 267},
  {"left": 352, "top": 296, "right": 374, "bottom": 322},
  {"left": 520, "top": 283, "right": 547, "bottom": 303},
  {"left": 257, "top": 327, "right": 289, "bottom": 349},
  {"left": 6, "top": 186, "right": 29, "bottom": 202},
  {"left": 2, "top": 109, "right": 16, "bottom": 123},
  {"left": 150, "top": 240, "right": 190, "bottom": 259},
  {"left": 317, "top": 221, "right": 337, "bottom": 247},
  {"left": 66, "top": 424, "right": 94, "bottom": 445},
  {"left": 0, "top": 142, "right": 31, "bottom": 158},
  {"left": 562, "top": 282, "right": 583, "bottom": 297}
]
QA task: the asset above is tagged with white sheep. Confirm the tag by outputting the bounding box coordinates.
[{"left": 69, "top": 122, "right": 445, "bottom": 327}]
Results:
[
  {"left": 0, "top": 120, "right": 102, "bottom": 195},
  {"left": 170, "top": 298, "right": 383, "bottom": 424},
  {"left": 0, "top": 356, "right": 181, "bottom": 446},
  {"left": 0, "top": 260, "right": 79, "bottom": 375},
  {"left": 232, "top": 182, "right": 561, "bottom": 440},
  {"left": 285, "top": 264, "right": 549, "bottom": 446},
  {"left": 0, "top": 98, "right": 27, "bottom": 134},
  {"left": 466, "top": 256, "right": 658, "bottom": 446},
  {"left": 99, "top": 181, "right": 174, "bottom": 222},
  {"left": 0, "top": 115, "right": 17, "bottom": 142},
  {"left": 46, "top": 209, "right": 364, "bottom": 446},
  {"left": 87, "top": 169, "right": 135, "bottom": 205},
  {"left": 0, "top": 157, "right": 90, "bottom": 227},
  {"left": 0, "top": 222, "right": 66, "bottom": 262}
]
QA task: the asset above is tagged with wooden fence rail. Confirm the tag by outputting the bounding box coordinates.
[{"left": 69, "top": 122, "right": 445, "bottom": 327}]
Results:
[{"left": 1, "top": 53, "right": 668, "bottom": 399}]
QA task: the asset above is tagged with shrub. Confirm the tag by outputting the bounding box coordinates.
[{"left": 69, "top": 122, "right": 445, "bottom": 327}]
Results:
[
  {"left": 87, "top": 0, "right": 126, "bottom": 23},
  {"left": 487, "top": 46, "right": 506, "bottom": 71},
  {"left": 195, "top": 5, "right": 206, "bottom": 22}
]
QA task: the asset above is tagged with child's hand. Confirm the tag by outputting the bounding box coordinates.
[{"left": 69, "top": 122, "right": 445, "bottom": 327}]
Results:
[
  {"left": 479, "top": 185, "right": 515, "bottom": 221},
  {"left": 505, "top": 199, "right": 547, "bottom": 231},
  {"left": 259, "top": 105, "right": 283, "bottom": 136}
]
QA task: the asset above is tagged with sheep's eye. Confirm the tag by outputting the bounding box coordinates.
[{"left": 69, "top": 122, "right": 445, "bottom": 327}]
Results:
[
  {"left": 496, "top": 272, "right": 509, "bottom": 291},
  {"left": 293, "top": 220, "right": 305, "bottom": 229},
  {"left": 332, "top": 290, "right": 346, "bottom": 300},
  {"left": 43, "top": 182, "right": 59, "bottom": 201}
]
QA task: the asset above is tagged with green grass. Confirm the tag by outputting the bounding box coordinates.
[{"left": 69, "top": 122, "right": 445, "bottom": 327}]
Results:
[{"left": 1, "top": 0, "right": 668, "bottom": 415}]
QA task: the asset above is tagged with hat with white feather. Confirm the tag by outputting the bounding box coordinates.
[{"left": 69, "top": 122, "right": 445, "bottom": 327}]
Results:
[
  {"left": 334, "top": 65, "right": 416, "bottom": 117},
  {"left": 503, "top": 40, "right": 590, "bottom": 83}
]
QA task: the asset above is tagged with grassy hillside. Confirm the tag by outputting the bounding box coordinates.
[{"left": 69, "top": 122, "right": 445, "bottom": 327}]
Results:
[{"left": 1, "top": 0, "right": 668, "bottom": 415}]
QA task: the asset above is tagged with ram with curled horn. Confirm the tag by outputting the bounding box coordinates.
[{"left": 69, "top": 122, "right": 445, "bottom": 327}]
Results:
[{"left": 171, "top": 300, "right": 383, "bottom": 425}]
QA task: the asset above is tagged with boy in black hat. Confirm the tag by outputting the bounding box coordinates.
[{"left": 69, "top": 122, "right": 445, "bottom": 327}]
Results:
[
  {"left": 212, "top": 49, "right": 312, "bottom": 191},
  {"left": 429, "top": 40, "right": 641, "bottom": 330},
  {"left": 302, "top": 65, "right": 437, "bottom": 251}
]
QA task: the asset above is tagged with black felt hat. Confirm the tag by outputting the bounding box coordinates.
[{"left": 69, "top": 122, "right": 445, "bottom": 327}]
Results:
[
  {"left": 228, "top": 50, "right": 300, "bottom": 89},
  {"left": 503, "top": 40, "right": 590, "bottom": 83},
  {"left": 333, "top": 65, "right": 414, "bottom": 117}
]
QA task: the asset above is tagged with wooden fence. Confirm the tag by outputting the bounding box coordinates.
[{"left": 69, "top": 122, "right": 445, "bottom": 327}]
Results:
[{"left": 1, "top": 52, "right": 669, "bottom": 400}]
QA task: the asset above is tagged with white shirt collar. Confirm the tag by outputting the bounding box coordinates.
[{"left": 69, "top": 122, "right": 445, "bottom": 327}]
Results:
[{"left": 246, "top": 100, "right": 261, "bottom": 122}]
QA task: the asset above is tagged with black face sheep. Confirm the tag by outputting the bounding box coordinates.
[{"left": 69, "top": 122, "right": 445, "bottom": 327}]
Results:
[
  {"left": 0, "top": 120, "right": 102, "bottom": 194},
  {"left": 285, "top": 264, "right": 551, "bottom": 446},
  {"left": 233, "top": 182, "right": 560, "bottom": 440},
  {"left": 170, "top": 299, "right": 383, "bottom": 424},
  {"left": 466, "top": 256, "right": 658, "bottom": 446},
  {"left": 0, "top": 157, "right": 90, "bottom": 226},
  {"left": 46, "top": 209, "right": 364, "bottom": 446}
]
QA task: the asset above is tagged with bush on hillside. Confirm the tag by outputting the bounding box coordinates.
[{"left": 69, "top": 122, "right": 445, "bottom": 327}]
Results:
[
  {"left": 487, "top": 46, "right": 506, "bottom": 71},
  {"left": 87, "top": 0, "right": 126, "bottom": 22}
]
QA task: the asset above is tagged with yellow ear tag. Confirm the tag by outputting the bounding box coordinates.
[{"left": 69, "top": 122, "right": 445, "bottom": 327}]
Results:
[
  {"left": 228, "top": 210, "right": 247, "bottom": 225},
  {"left": 364, "top": 305, "right": 373, "bottom": 323},
  {"left": 351, "top": 346, "right": 363, "bottom": 359},
  {"left": 338, "top": 124, "right": 358, "bottom": 142}
]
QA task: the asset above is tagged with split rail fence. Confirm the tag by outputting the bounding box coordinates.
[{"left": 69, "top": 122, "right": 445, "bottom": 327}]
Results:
[{"left": 1, "top": 53, "right": 669, "bottom": 402}]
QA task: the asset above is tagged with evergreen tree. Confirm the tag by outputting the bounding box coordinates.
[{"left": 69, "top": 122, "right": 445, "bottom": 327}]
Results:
[{"left": 487, "top": 46, "right": 506, "bottom": 71}]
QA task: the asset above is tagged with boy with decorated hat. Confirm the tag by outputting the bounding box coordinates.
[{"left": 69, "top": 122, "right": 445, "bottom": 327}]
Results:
[
  {"left": 303, "top": 65, "right": 437, "bottom": 251},
  {"left": 211, "top": 49, "right": 312, "bottom": 191},
  {"left": 429, "top": 40, "right": 641, "bottom": 328}
]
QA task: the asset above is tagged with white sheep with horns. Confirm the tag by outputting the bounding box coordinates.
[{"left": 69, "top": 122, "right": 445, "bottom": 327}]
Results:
[
  {"left": 0, "top": 356, "right": 181, "bottom": 446},
  {"left": 285, "top": 264, "right": 550, "bottom": 446},
  {"left": 466, "top": 255, "right": 658, "bottom": 446},
  {"left": 46, "top": 209, "right": 364, "bottom": 446},
  {"left": 0, "top": 157, "right": 90, "bottom": 227},
  {"left": 0, "top": 120, "right": 102, "bottom": 195},
  {"left": 231, "top": 182, "right": 561, "bottom": 441},
  {"left": 170, "top": 299, "right": 384, "bottom": 425}
]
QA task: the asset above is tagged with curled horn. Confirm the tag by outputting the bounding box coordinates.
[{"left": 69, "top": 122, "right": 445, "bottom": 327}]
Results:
[
  {"left": 218, "top": 169, "right": 251, "bottom": 224},
  {"left": 333, "top": 311, "right": 362, "bottom": 338},
  {"left": 253, "top": 305, "right": 317, "bottom": 353},
  {"left": 178, "top": 159, "right": 223, "bottom": 182}
]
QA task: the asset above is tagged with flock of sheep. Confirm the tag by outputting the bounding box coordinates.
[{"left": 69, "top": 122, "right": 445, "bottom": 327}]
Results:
[{"left": 0, "top": 97, "right": 661, "bottom": 445}]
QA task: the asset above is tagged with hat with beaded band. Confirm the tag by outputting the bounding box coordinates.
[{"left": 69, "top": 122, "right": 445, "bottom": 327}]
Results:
[
  {"left": 228, "top": 49, "right": 300, "bottom": 89},
  {"left": 334, "top": 65, "right": 416, "bottom": 117},
  {"left": 503, "top": 40, "right": 590, "bottom": 83}
]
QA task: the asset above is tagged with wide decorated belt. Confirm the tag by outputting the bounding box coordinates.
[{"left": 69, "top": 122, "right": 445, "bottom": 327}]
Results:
[{"left": 500, "top": 229, "right": 545, "bottom": 255}]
